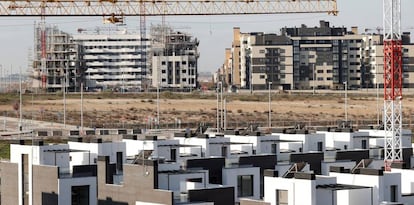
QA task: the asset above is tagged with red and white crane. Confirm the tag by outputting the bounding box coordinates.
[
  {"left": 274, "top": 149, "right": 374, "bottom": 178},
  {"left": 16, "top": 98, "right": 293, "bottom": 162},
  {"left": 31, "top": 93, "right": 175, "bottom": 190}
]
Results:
[{"left": 383, "top": 0, "right": 403, "bottom": 171}]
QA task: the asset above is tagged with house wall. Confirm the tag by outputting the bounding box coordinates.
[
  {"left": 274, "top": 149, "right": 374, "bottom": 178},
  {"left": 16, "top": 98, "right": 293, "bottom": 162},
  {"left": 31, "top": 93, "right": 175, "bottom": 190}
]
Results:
[
  {"left": 336, "top": 188, "right": 372, "bottom": 205},
  {"left": 330, "top": 172, "right": 402, "bottom": 204},
  {"left": 158, "top": 171, "right": 208, "bottom": 197},
  {"left": 97, "top": 156, "right": 173, "bottom": 205},
  {"left": 222, "top": 166, "right": 261, "bottom": 202},
  {"left": 392, "top": 169, "right": 414, "bottom": 194},
  {"left": 264, "top": 176, "right": 316, "bottom": 205},
  {"left": 58, "top": 176, "right": 97, "bottom": 205},
  {"left": 32, "top": 165, "right": 59, "bottom": 205},
  {"left": 69, "top": 141, "right": 126, "bottom": 167},
  {"left": 0, "top": 162, "right": 19, "bottom": 205}
]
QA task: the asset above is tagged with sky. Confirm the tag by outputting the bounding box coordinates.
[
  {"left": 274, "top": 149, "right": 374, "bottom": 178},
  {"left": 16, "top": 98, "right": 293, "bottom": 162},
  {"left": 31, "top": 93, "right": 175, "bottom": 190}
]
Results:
[{"left": 0, "top": 0, "right": 413, "bottom": 75}]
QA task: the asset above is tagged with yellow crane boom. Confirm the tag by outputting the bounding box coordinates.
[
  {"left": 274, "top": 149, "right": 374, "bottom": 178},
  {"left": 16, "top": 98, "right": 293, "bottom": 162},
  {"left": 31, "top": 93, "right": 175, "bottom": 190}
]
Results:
[{"left": 1, "top": 0, "right": 337, "bottom": 16}]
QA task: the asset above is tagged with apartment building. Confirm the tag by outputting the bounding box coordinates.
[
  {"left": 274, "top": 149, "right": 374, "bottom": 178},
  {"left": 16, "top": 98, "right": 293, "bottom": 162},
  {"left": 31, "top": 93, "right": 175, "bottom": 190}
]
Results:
[
  {"left": 224, "top": 20, "right": 414, "bottom": 90},
  {"left": 151, "top": 25, "right": 199, "bottom": 90},
  {"left": 73, "top": 29, "right": 149, "bottom": 91}
]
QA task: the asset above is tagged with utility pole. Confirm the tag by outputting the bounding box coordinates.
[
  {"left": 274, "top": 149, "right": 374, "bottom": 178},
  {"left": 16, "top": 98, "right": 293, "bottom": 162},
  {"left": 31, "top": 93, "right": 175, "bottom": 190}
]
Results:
[
  {"left": 344, "top": 81, "right": 348, "bottom": 122},
  {"left": 220, "top": 82, "right": 223, "bottom": 130},
  {"left": 216, "top": 81, "right": 220, "bottom": 132},
  {"left": 80, "top": 82, "right": 84, "bottom": 135},
  {"left": 313, "top": 64, "right": 316, "bottom": 95},
  {"left": 376, "top": 64, "right": 380, "bottom": 125},
  {"left": 268, "top": 81, "right": 272, "bottom": 128}
]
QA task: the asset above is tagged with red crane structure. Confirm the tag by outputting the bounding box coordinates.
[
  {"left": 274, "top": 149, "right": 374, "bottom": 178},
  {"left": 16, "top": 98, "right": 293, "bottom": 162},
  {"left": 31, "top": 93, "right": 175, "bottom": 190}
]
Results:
[{"left": 383, "top": 0, "right": 403, "bottom": 171}]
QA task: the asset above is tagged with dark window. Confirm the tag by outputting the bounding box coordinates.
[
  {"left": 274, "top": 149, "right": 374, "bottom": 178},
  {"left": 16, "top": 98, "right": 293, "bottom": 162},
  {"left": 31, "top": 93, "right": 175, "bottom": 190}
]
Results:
[
  {"left": 221, "top": 146, "right": 228, "bottom": 157},
  {"left": 170, "top": 148, "right": 177, "bottom": 162},
  {"left": 237, "top": 175, "right": 253, "bottom": 197},
  {"left": 317, "top": 142, "right": 323, "bottom": 151},
  {"left": 72, "top": 185, "right": 90, "bottom": 205},
  {"left": 187, "top": 178, "right": 202, "bottom": 183},
  {"left": 116, "top": 152, "right": 123, "bottom": 171},
  {"left": 271, "top": 144, "right": 277, "bottom": 154},
  {"left": 391, "top": 185, "right": 397, "bottom": 202},
  {"left": 362, "top": 140, "right": 367, "bottom": 149}
]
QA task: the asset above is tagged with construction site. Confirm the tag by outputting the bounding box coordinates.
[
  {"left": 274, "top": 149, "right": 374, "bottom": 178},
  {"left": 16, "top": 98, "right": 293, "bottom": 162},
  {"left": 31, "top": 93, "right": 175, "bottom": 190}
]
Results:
[{"left": 0, "top": 0, "right": 414, "bottom": 205}]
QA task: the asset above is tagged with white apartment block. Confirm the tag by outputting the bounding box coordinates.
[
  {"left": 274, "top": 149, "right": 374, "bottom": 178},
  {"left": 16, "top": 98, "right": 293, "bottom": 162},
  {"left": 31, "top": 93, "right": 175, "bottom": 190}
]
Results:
[{"left": 73, "top": 30, "right": 149, "bottom": 91}]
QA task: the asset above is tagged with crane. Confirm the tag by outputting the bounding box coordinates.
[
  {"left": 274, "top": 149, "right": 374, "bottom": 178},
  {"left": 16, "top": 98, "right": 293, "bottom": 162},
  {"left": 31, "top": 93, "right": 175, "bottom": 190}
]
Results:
[
  {"left": 0, "top": 0, "right": 337, "bottom": 16},
  {"left": 383, "top": 0, "right": 403, "bottom": 171}
]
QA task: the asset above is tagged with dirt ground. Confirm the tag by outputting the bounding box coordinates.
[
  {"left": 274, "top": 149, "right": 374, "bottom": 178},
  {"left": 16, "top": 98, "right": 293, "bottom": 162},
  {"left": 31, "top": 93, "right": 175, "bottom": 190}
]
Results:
[{"left": 2, "top": 93, "right": 414, "bottom": 129}]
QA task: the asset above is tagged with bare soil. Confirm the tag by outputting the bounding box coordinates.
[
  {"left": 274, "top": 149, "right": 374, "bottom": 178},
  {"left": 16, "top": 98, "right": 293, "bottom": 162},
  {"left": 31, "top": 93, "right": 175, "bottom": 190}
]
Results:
[{"left": 1, "top": 92, "right": 414, "bottom": 129}]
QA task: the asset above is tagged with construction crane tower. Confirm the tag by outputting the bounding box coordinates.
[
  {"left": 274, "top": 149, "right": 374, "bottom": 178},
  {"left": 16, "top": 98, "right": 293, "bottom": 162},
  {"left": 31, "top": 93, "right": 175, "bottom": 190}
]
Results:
[
  {"left": 40, "top": 2, "right": 47, "bottom": 89},
  {"left": 383, "top": 0, "right": 403, "bottom": 171}
]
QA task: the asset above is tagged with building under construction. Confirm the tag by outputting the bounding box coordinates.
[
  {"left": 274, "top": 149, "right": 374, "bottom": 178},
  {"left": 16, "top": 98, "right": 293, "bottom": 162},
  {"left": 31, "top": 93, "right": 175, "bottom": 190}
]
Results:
[
  {"left": 150, "top": 25, "right": 199, "bottom": 91},
  {"left": 33, "top": 25, "right": 79, "bottom": 92}
]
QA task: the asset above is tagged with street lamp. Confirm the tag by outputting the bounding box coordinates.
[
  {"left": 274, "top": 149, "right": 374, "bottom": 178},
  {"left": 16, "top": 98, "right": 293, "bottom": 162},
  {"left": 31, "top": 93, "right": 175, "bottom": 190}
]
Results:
[
  {"left": 376, "top": 64, "right": 380, "bottom": 125},
  {"left": 216, "top": 81, "right": 221, "bottom": 132},
  {"left": 344, "top": 81, "right": 348, "bottom": 122},
  {"left": 268, "top": 81, "right": 272, "bottom": 128},
  {"left": 312, "top": 64, "right": 315, "bottom": 95}
]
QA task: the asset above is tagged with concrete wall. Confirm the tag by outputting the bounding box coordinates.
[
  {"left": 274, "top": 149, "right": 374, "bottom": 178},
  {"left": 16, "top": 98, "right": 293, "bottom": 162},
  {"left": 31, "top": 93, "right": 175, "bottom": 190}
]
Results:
[
  {"left": 58, "top": 176, "right": 97, "bottom": 205},
  {"left": 330, "top": 171, "right": 402, "bottom": 204},
  {"left": 392, "top": 169, "right": 414, "bottom": 194},
  {"left": 0, "top": 162, "right": 19, "bottom": 205},
  {"left": 158, "top": 171, "right": 208, "bottom": 198},
  {"left": 32, "top": 165, "right": 59, "bottom": 205},
  {"left": 222, "top": 166, "right": 261, "bottom": 202},
  {"left": 264, "top": 176, "right": 316, "bottom": 205},
  {"left": 97, "top": 157, "right": 173, "bottom": 205},
  {"left": 337, "top": 188, "right": 372, "bottom": 205}
]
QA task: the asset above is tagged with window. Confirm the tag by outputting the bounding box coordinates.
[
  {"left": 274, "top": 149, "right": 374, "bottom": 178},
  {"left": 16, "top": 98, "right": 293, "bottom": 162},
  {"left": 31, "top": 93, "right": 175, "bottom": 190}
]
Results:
[
  {"left": 260, "top": 75, "right": 266, "bottom": 79},
  {"left": 237, "top": 175, "right": 253, "bottom": 197},
  {"left": 170, "top": 148, "right": 177, "bottom": 162},
  {"left": 271, "top": 144, "right": 277, "bottom": 154},
  {"left": 221, "top": 146, "right": 228, "bottom": 157},
  {"left": 317, "top": 142, "right": 323, "bottom": 151},
  {"left": 72, "top": 185, "right": 90, "bottom": 205},
  {"left": 362, "top": 140, "right": 367, "bottom": 149},
  {"left": 259, "top": 49, "right": 265, "bottom": 54},
  {"left": 116, "top": 152, "right": 123, "bottom": 172},
  {"left": 391, "top": 185, "right": 398, "bottom": 202},
  {"left": 276, "top": 189, "right": 288, "bottom": 205}
]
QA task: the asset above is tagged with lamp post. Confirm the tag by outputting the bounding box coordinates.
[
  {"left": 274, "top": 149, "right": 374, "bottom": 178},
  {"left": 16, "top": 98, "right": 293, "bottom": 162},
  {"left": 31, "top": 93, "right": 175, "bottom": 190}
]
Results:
[
  {"left": 216, "top": 81, "right": 221, "bottom": 132},
  {"left": 312, "top": 64, "right": 315, "bottom": 95},
  {"left": 344, "top": 81, "right": 348, "bottom": 122},
  {"left": 268, "top": 81, "right": 272, "bottom": 128},
  {"left": 376, "top": 64, "right": 380, "bottom": 125}
]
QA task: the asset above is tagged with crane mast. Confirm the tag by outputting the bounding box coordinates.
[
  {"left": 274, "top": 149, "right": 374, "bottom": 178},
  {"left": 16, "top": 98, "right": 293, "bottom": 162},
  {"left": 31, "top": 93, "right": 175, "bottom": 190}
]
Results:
[
  {"left": 383, "top": 0, "right": 403, "bottom": 171},
  {"left": 40, "top": 2, "right": 47, "bottom": 89}
]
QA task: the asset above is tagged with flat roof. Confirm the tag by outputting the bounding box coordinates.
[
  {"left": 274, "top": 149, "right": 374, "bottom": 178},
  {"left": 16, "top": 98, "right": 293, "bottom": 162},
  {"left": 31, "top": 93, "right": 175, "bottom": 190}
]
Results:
[
  {"left": 260, "top": 139, "right": 303, "bottom": 143},
  {"left": 43, "top": 149, "right": 89, "bottom": 153},
  {"left": 316, "top": 184, "right": 370, "bottom": 191}
]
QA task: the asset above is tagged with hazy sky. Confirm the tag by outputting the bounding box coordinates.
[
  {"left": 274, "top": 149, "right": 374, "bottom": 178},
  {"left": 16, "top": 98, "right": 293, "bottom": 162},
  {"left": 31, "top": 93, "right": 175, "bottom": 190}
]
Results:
[{"left": 0, "top": 0, "right": 413, "bottom": 75}]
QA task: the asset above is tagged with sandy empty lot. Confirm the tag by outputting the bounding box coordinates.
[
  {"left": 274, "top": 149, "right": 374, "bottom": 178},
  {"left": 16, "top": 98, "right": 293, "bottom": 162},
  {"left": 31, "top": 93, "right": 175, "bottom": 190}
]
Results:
[{"left": 2, "top": 92, "right": 414, "bottom": 129}]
